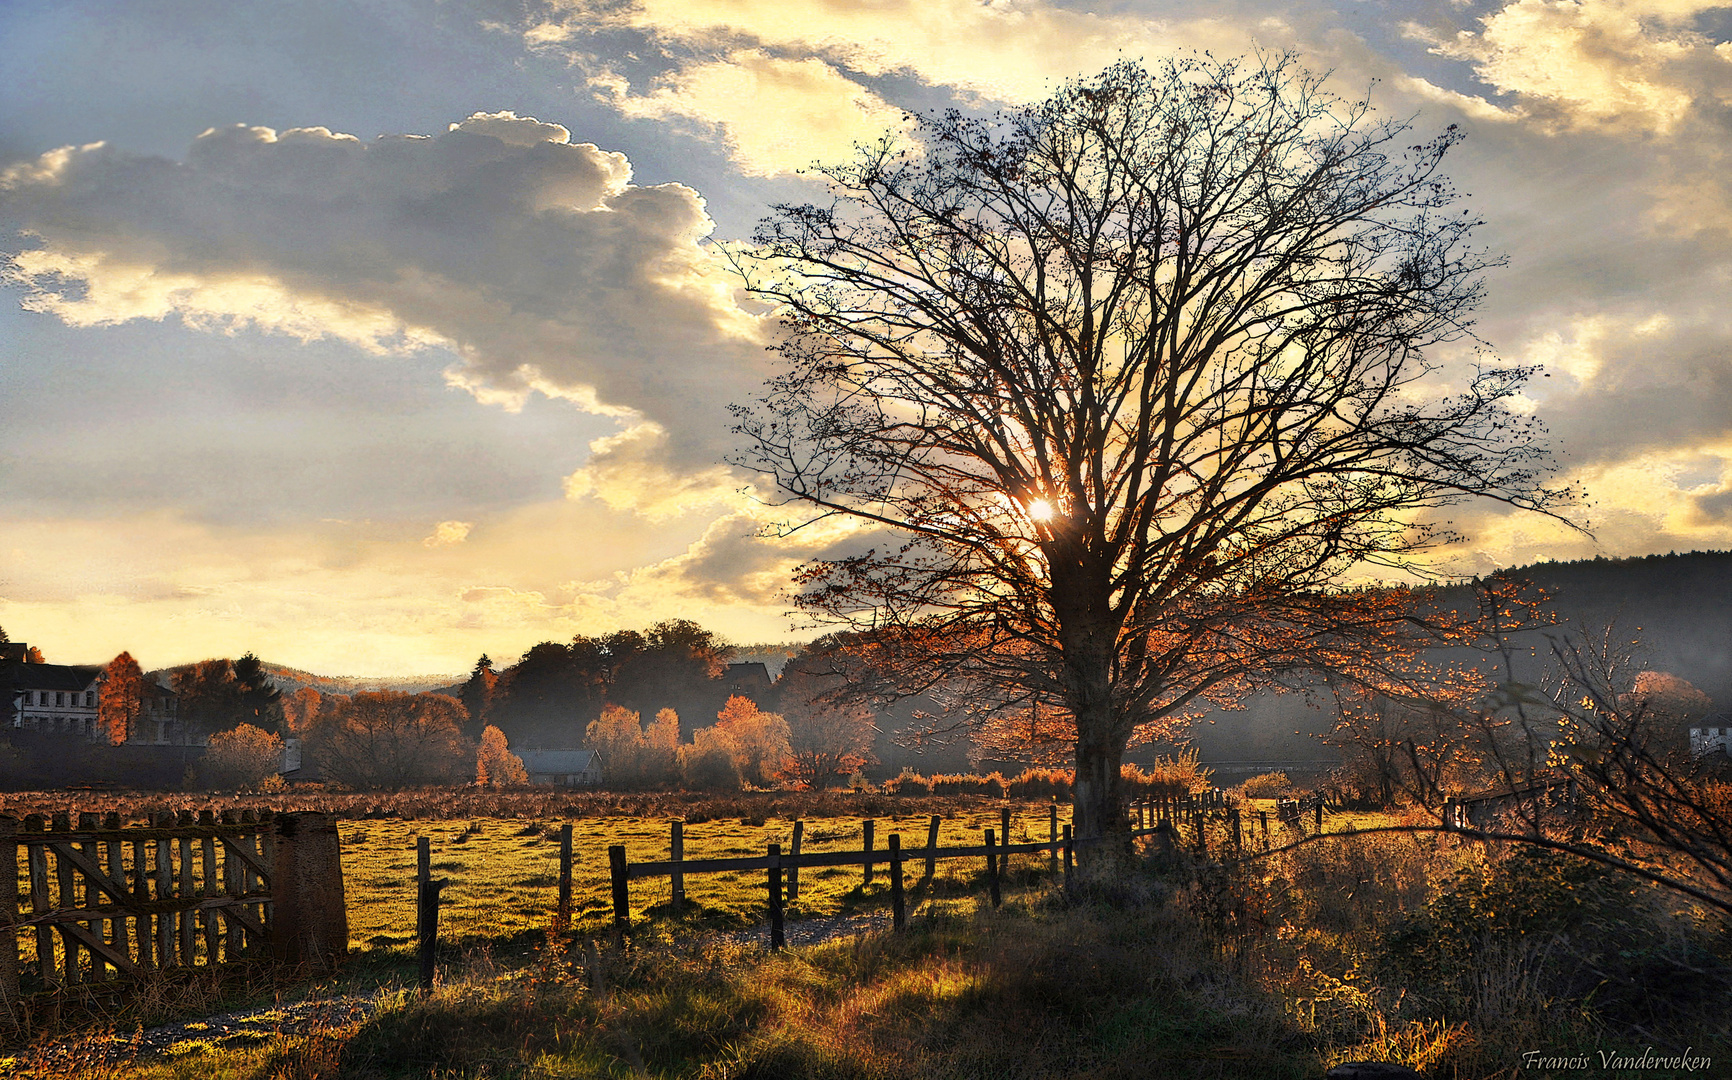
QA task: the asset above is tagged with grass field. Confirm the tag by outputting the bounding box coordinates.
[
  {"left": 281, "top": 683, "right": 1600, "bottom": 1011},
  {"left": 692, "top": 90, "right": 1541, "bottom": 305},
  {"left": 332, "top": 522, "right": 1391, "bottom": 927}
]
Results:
[{"left": 341, "top": 803, "right": 1079, "bottom": 951}]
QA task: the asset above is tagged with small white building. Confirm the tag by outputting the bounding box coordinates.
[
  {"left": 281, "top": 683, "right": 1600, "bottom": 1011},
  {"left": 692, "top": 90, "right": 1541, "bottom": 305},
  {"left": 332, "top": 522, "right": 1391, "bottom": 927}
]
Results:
[
  {"left": 518, "top": 748, "right": 602, "bottom": 787},
  {"left": 1690, "top": 715, "right": 1731, "bottom": 758}
]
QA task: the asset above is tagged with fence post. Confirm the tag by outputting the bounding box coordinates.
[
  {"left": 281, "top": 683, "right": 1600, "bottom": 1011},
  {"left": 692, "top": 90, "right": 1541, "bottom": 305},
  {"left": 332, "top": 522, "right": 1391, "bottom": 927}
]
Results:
[
  {"left": 1062, "top": 824, "right": 1073, "bottom": 891},
  {"left": 984, "top": 829, "right": 1001, "bottom": 908},
  {"left": 1442, "top": 797, "right": 1458, "bottom": 832},
  {"left": 1231, "top": 808, "right": 1242, "bottom": 853},
  {"left": 999, "top": 807, "right": 1011, "bottom": 877},
  {"left": 558, "top": 824, "right": 574, "bottom": 929},
  {"left": 862, "top": 820, "right": 874, "bottom": 885},
  {"left": 0, "top": 817, "right": 17, "bottom": 1026},
  {"left": 1048, "top": 804, "right": 1058, "bottom": 875},
  {"left": 608, "top": 845, "right": 630, "bottom": 947},
  {"left": 923, "top": 816, "right": 940, "bottom": 884},
  {"left": 415, "top": 835, "right": 447, "bottom": 989},
  {"left": 669, "top": 820, "right": 684, "bottom": 913},
  {"left": 1315, "top": 799, "right": 1323, "bottom": 833},
  {"left": 788, "top": 820, "right": 803, "bottom": 902},
  {"left": 767, "top": 843, "right": 784, "bottom": 951},
  {"left": 889, "top": 834, "right": 905, "bottom": 931},
  {"left": 269, "top": 812, "right": 347, "bottom": 973}
]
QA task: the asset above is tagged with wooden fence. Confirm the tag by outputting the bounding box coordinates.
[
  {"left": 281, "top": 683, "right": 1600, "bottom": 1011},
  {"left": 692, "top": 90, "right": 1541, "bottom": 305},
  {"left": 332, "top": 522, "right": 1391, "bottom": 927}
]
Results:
[
  {"left": 0, "top": 809, "right": 348, "bottom": 1035},
  {"left": 1443, "top": 780, "right": 1577, "bottom": 830},
  {"left": 596, "top": 796, "right": 1252, "bottom": 950}
]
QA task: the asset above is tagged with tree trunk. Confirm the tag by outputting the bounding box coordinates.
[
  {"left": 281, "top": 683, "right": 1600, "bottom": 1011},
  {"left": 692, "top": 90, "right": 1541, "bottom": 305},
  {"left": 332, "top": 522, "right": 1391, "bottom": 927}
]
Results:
[{"left": 1071, "top": 711, "right": 1131, "bottom": 876}]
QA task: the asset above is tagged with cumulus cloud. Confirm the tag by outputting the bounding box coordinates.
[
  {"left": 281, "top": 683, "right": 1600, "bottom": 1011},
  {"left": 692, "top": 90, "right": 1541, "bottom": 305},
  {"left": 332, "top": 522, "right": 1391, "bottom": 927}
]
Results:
[
  {"left": 1431, "top": 0, "right": 1732, "bottom": 133},
  {"left": 423, "top": 520, "right": 473, "bottom": 547},
  {"left": 532, "top": 0, "right": 1273, "bottom": 177},
  {"left": 598, "top": 51, "right": 914, "bottom": 177},
  {"left": 0, "top": 113, "right": 770, "bottom": 514}
]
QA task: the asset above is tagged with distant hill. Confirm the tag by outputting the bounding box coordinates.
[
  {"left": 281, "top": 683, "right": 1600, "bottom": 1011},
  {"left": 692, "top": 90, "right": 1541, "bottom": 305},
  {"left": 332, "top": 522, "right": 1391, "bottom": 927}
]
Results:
[
  {"left": 254, "top": 663, "right": 466, "bottom": 697},
  {"left": 1488, "top": 549, "right": 1732, "bottom": 706},
  {"left": 1170, "top": 550, "right": 1732, "bottom": 768}
]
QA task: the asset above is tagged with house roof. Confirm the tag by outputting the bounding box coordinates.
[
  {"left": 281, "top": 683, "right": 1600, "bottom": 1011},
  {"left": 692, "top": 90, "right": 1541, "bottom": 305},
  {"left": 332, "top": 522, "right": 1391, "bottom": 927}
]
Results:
[
  {"left": 2, "top": 662, "right": 101, "bottom": 693},
  {"left": 519, "top": 748, "right": 599, "bottom": 773}
]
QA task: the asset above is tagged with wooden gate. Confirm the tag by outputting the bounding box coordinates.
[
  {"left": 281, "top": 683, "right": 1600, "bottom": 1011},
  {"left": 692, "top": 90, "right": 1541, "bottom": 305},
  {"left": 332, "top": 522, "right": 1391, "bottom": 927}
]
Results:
[{"left": 0, "top": 809, "right": 277, "bottom": 1013}]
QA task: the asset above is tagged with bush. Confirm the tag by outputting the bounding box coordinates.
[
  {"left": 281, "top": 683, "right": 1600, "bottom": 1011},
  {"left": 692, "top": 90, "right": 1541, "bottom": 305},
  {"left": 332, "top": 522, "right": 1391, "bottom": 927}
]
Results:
[
  {"left": 1238, "top": 771, "right": 1292, "bottom": 799},
  {"left": 199, "top": 723, "right": 285, "bottom": 790},
  {"left": 679, "top": 745, "right": 742, "bottom": 792},
  {"left": 883, "top": 768, "right": 933, "bottom": 796},
  {"left": 1123, "top": 750, "right": 1212, "bottom": 800},
  {"left": 1006, "top": 767, "right": 1073, "bottom": 800}
]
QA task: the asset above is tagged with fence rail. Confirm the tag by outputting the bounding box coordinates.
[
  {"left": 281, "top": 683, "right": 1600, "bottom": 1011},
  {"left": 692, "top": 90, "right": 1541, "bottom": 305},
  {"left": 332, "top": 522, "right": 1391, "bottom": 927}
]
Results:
[{"left": 598, "top": 799, "right": 1249, "bottom": 950}]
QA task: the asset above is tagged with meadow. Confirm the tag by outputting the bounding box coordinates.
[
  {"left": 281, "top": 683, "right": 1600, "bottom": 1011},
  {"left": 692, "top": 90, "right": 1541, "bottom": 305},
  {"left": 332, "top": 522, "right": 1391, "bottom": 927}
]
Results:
[
  {"left": 6, "top": 792, "right": 1728, "bottom": 1078},
  {"left": 339, "top": 802, "right": 1077, "bottom": 951}
]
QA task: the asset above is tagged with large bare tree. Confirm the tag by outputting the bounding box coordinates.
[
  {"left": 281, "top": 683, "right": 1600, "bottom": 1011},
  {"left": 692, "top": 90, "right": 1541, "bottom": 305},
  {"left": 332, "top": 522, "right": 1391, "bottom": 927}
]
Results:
[{"left": 733, "top": 54, "right": 1569, "bottom": 861}]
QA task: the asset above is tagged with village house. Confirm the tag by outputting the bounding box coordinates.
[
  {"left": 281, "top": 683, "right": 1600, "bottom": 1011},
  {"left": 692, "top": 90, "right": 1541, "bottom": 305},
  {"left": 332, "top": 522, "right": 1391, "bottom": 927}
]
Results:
[
  {"left": 517, "top": 748, "right": 602, "bottom": 787},
  {"left": 1, "top": 642, "right": 190, "bottom": 745}
]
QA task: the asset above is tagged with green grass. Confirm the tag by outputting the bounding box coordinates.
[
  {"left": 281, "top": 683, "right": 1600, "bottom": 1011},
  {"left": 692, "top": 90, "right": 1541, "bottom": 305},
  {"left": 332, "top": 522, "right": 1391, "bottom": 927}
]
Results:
[{"left": 342, "top": 806, "right": 1073, "bottom": 951}]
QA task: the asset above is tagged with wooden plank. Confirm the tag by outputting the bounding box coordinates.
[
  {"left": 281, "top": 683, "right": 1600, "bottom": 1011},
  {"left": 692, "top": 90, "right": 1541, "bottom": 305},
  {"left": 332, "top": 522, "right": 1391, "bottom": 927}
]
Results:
[
  {"left": 154, "top": 813, "right": 173, "bottom": 968},
  {"left": 199, "top": 810, "right": 218, "bottom": 964},
  {"left": 218, "top": 833, "right": 272, "bottom": 884},
  {"left": 0, "top": 817, "right": 21, "bottom": 1013},
  {"left": 44, "top": 844, "right": 132, "bottom": 907},
  {"left": 216, "top": 903, "right": 266, "bottom": 941},
  {"left": 628, "top": 839, "right": 1066, "bottom": 879},
  {"left": 52, "top": 922, "right": 139, "bottom": 977},
  {"left": 178, "top": 820, "right": 196, "bottom": 967},
  {"left": 222, "top": 811, "right": 240, "bottom": 961},
  {"left": 559, "top": 823, "right": 575, "bottom": 927},
  {"left": 131, "top": 828, "right": 153, "bottom": 972},
  {"left": 103, "top": 813, "right": 127, "bottom": 972},
  {"left": 608, "top": 845, "right": 629, "bottom": 945},
  {"left": 787, "top": 820, "right": 803, "bottom": 902},
  {"left": 924, "top": 816, "right": 940, "bottom": 883},
  {"left": 25, "top": 816, "right": 54, "bottom": 987},
  {"left": 889, "top": 834, "right": 904, "bottom": 930},
  {"left": 52, "top": 814, "right": 78, "bottom": 985},
  {"left": 77, "top": 814, "right": 103, "bottom": 981}
]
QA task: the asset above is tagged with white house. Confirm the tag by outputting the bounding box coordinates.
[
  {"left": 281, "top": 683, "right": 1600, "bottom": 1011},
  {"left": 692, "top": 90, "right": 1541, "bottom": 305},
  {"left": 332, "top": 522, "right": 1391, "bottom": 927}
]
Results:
[{"left": 1690, "top": 714, "right": 1731, "bottom": 758}]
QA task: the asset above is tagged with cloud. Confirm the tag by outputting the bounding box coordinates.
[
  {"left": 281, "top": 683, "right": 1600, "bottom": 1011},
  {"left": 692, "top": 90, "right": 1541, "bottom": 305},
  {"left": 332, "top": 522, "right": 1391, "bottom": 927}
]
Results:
[
  {"left": 0, "top": 113, "right": 771, "bottom": 514},
  {"left": 533, "top": 0, "right": 1271, "bottom": 177},
  {"left": 0, "top": 500, "right": 804, "bottom": 676},
  {"left": 423, "top": 521, "right": 473, "bottom": 547},
  {"left": 1432, "top": 0, "right": 1732, "bottom": 133},
  {"left": 598, "top": 50, "right": 914, "bottom": 177}
]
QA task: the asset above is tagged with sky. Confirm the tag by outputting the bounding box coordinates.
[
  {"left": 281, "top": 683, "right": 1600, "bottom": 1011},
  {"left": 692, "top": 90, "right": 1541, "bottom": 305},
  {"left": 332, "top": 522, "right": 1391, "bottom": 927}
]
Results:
[{"left": 2, "top": 0, "right": 1730, "bottom": 677}]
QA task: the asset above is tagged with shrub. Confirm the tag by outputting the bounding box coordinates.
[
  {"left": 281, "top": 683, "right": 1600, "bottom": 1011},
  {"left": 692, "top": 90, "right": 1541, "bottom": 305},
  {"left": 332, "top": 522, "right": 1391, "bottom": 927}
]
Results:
[
  {"left": 1238, "top": 771, "right": 1292, "bottom": 799},
  {"left": 199, "top": 723, "right": 284, "bottom": 790},
  {"left": 679, "top": 741, "right": 742, "bottom": 792},
  {"left": 1006, "top": 767, "right": 1072, "bottom": 800},
  {"left": 883, "top": 768, "right": 933, "bottom": 796}
]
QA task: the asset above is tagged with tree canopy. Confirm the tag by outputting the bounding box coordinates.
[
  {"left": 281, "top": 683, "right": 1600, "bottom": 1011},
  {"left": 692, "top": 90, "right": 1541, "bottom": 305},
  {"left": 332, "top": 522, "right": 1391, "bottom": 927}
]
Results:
[{"left": 733, "top": 53, "right": 1571, "bottom": 854}]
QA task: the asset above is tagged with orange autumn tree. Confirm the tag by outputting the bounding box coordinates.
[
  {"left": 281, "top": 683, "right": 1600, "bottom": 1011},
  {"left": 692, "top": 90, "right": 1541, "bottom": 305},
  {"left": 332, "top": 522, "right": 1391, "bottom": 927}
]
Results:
[
  {"left": 705, "top": 695, "right": 792, "bottom": 788},
  {"left": 476, "top": 724, "right": 529, "bottom": 788},
  {"left": 98, "top": 651, "right": 150, "bottom": 745},
  {"left": 733, "top": 55, "right": 1574, "bottom": 862}
]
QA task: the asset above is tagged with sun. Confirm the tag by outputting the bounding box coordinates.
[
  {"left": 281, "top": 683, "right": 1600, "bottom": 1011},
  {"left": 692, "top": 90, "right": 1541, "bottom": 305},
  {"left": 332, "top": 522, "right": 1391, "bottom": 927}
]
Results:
[{"left": 1025, "top": 498, "right": 1056, "bottom": 522}]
